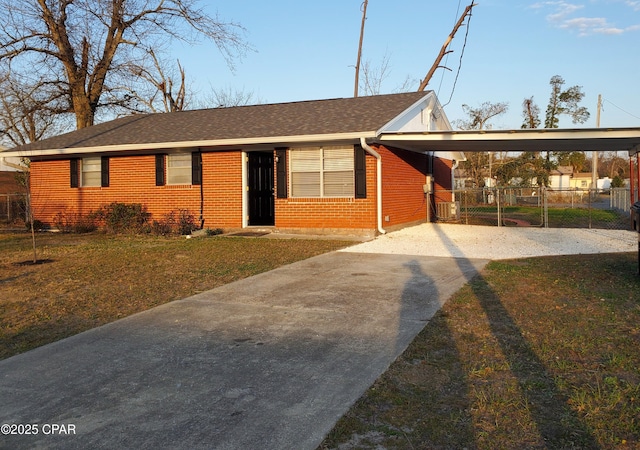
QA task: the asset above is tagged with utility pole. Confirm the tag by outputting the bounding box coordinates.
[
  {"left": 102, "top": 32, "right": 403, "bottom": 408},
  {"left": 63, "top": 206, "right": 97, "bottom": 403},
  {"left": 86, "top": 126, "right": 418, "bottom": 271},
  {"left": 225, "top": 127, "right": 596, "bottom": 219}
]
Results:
[
  {"left": 593, "top": 94, "right": 601, "bottom": 190},
  {"left": 354, "top": 0, "right": 369, "bottom": 97},
  {"left": 418, "top": 3, "right": 476, "bottom": 91}
]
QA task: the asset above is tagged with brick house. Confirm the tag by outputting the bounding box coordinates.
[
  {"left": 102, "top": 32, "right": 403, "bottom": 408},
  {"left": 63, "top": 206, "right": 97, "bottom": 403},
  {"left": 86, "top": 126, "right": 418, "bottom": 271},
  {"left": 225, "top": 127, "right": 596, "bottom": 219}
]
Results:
[{"left": 0, "top": 91, "right": 464, "bottom": 236}]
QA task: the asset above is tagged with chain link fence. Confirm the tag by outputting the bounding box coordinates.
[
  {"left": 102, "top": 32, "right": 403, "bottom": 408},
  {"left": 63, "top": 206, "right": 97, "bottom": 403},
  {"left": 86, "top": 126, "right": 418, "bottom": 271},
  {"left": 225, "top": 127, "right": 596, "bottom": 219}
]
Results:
[
  {"left": 0, "top": 193, "right": 28, "bottom": 225},
  {"left": 434, "top": 187, "right": 632, "bottom": 230}
]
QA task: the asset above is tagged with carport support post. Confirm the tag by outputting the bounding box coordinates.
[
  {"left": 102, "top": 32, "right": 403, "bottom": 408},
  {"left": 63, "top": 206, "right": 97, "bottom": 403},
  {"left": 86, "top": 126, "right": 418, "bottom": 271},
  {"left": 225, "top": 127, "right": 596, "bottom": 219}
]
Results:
[{"left": 637, "top": 154, "right": 640, "bottom": 204}]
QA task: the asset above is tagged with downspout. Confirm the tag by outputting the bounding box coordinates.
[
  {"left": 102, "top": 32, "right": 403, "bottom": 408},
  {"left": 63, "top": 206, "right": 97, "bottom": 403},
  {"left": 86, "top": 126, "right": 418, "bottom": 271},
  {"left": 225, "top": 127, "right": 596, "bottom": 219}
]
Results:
[
  {"left": 198, "top": 148, "right": 205, "bottom": 229},
  {"left": 360, "top": 137, "right": 386, "bottom": 235},
  {"left": 451, "top": 159, "right": 459, "bottom": 201}
]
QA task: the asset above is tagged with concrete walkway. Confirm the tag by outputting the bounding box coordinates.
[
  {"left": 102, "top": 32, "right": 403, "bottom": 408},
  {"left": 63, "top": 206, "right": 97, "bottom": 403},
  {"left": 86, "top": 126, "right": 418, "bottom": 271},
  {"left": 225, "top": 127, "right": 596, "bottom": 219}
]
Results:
[{"left": 0, "top": 251, "right": 487, "bottom": 450}]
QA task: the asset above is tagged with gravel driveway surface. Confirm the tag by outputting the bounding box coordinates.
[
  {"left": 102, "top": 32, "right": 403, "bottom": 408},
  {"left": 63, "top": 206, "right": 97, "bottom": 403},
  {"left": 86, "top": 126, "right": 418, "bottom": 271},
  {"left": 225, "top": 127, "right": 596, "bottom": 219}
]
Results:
[{"left": 341, "top": 223, "right": 637, "bottom": 260}]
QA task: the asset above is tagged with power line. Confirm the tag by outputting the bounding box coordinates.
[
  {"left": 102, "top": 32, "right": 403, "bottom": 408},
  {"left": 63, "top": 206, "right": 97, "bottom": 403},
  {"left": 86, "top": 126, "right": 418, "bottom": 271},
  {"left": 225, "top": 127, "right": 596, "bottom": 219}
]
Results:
[
  {"left": 443, "top": 1, "right": 474, "bottom": 107},
  {"left": 602, "top": 98, "right": 640, "bottom": 121},
  {"left": 437, "top": 0, "right": 463, "bottom": 97}
]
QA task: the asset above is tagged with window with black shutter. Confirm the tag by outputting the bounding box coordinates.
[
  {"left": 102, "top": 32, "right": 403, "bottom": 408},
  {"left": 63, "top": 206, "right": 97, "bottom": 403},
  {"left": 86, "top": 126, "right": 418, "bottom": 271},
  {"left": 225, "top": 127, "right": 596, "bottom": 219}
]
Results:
[
  {"left": 354, "top": 144, "right": 367, "bottom": 199},
  {"left": 70, "top": 158, "right": 79, "bottom": 188},
  {"left": 101, "top": 156, "right": 109, "bottom": 187},
  {"left": 155, "top": 154, "right": 166, "bottom": 186},
  {"left": 191, "top": 152, "right": 202, "bottom": 185},
  {"left": 276, "top": 148, "right": 287, "bottom": 198}
]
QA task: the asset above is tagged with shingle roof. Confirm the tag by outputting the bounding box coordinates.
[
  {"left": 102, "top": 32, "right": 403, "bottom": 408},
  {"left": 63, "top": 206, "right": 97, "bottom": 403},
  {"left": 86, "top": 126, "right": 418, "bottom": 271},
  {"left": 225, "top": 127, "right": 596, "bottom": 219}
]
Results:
[{"left": 10, "top": 92, "right": 430, "bottom": 153}]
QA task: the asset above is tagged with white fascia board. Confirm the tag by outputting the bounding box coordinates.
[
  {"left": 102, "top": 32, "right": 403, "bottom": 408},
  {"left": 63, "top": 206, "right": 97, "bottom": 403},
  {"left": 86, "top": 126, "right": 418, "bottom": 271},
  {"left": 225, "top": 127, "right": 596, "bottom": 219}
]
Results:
[
  {"left": 0, "top": 131, "right": 378, "bottom": 158},
  {"left": 435, "top": 151, "right": 466, "bottom": 161},
  {"left": 377, "top": 92, "right": 435, "bottom": 134},
  {"left": 376, "top": 92, "right": 453, "bottom": 134},
  {"left": 379, "top": 127, "right": 640, "bottom": 142}
]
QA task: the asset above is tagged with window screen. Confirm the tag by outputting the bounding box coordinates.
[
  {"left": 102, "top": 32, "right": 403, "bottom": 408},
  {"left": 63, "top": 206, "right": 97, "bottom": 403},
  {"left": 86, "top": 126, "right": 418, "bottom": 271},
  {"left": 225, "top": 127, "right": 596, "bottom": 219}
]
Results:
[
  {"left": 167, "top": 153, "right": 192, "bottom": 185},
  {"left": 81, "top": 157, "right": 102, "bottom": 187},
  {"left": 289, "top": 146, "right": 354, "bottom": 197}
]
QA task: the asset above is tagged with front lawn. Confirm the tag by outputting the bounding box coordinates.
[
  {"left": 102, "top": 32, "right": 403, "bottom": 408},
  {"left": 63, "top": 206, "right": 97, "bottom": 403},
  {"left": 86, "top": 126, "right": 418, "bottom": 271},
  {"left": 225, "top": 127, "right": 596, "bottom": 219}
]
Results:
[
  {"left": 320, "top": 252, "right": 640, "bottom": 449},
  {"left": 0, "top": 232, "right": 353, "bottom": 359}
]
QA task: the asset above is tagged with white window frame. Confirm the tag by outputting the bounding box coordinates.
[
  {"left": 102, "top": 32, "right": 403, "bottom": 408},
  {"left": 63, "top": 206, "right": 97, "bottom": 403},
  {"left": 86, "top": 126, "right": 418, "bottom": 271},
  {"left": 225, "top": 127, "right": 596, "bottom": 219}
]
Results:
[
  {"left": 289, "top": 146, "right": 354, "bottom": 198},
  {"left": 167, "top": 153, "right": 192, "bottom": 185},
  {"left": 81, "top": 157, "right": 102, "bottom": 187}
]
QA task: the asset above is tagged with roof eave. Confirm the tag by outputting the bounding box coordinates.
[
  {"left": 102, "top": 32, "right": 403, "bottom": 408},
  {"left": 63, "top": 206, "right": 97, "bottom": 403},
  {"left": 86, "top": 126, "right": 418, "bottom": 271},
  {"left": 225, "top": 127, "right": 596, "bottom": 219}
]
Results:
[{"left": 0, "top": 131, "right": 379, "bottom": 158}]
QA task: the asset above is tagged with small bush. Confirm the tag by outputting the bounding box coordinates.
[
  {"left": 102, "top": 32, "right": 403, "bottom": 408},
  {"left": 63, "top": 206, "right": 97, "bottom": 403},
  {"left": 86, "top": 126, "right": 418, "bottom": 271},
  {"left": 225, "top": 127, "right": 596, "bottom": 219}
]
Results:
[
  {"left": 25, "top": 219, "right": 45, "bottom": 231},
  {"left": 93, "top": 202, "right": 150, "bottom": 234},
  {"left": 53, "top": 210, "right": 97, "bottom": 233},
  {"left": 205, "top": 227, "right": 224, "bottom": 236},
  {"left": 151, "top": 209, "right": 198, "bottom": 236},
  {"left": 177, "top": 209, "right": 197, "bottom": 235}
]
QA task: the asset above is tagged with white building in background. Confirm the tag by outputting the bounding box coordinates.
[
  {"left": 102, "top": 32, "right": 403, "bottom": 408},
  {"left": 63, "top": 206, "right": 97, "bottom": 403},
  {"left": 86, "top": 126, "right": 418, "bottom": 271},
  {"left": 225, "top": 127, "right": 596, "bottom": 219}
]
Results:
[{"left": 0, "top": 146, "right": 23, "bottom": 171}]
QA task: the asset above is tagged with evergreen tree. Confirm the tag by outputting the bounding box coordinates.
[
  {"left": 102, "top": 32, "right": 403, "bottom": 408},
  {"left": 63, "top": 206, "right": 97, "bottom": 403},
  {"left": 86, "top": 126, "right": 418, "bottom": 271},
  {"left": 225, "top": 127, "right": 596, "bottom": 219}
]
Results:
[{"left": 544, "top": 75, "right": 590, "bottom": 128}]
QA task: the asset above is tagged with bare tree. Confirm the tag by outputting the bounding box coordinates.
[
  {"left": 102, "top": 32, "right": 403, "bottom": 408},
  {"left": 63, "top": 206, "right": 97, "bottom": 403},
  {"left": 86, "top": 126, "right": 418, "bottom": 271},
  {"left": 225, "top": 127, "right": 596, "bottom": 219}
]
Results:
[
  {"left": 599, "top": 151, "right": 629, "bottom": 179},
  {"left": 455, "top": 101, "right": 508, "bottom": 188},
  {"left": 455, "top": 101, "right": 508, "bottom": 130},
  {"left": 127, "top": 50, "right": 189, "bottom": 113},
  {"left": 360, "top": 55, "right": 391, "bottom": 96},
  {"left": 0, "top": 0, "right": 249, "bottom": 129},
  {"left": 359, "top": 53, "right": 417, "bottom": 97},
  {"left": 204, "top": 86, "right": 263, "bottom": 108},
  {"left": 521, "top": 97, "right": 541, "bottom": 129},
  {"left": 0, "top": 70, "right": 71, "bottom": 147}
]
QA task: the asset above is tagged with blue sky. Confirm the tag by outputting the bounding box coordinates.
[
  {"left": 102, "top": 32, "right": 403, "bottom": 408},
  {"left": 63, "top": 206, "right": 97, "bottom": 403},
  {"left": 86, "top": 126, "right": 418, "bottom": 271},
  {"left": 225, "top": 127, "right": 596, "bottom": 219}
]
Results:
[{"left": 175, "top": 1, "right": 640, "bottom": 130}]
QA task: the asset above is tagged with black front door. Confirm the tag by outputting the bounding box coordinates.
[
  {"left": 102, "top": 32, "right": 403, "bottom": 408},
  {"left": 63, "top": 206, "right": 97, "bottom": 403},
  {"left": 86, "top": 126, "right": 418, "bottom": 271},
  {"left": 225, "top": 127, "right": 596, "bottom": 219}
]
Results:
[{"left": 248, "top": 152, "right": 275, "bottom": 226}]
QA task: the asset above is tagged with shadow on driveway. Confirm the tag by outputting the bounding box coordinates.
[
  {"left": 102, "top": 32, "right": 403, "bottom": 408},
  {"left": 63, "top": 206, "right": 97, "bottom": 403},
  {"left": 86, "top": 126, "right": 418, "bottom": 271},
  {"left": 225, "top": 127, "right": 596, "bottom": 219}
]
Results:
[{"left": 0, "top": 251, "right": 487, "bottom": 449}]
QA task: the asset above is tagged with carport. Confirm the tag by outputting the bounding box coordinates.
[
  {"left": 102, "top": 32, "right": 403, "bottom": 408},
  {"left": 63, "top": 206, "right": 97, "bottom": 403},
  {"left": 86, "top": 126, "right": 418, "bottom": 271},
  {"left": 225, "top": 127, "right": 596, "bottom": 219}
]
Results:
[
  {"left": 377, "top": 126, "right": 640, "bottom": 206},
  {"left": 378, "top": 126, "right": 640, "bottom": 274}
]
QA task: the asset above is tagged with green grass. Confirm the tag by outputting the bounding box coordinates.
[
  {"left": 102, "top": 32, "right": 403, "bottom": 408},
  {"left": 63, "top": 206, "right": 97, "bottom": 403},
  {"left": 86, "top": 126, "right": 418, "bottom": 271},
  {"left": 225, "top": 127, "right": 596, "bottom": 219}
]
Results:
[
  {"left": 0, "top": 232, "right": 353, "bottom": 360},
  {"left": 3, "top": 231, "right": 639, "bottom": 448},
  {"left": 460, "top": 205, "right": 630, "bottom": 228},
  {"left": 320, "top": 252, "right": 640, "bottom": 449}
]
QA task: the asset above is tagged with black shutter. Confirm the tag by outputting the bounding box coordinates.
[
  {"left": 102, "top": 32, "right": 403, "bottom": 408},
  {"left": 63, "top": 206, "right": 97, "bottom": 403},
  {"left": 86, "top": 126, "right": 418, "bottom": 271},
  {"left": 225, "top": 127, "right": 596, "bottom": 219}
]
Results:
[
  {"left": 70, "top": 158, "right": 79, "bottom": 188},
  {"left": 354, "top": 144, "right": 367, "bottom": 199},
  {"left": 192, "top": 151, "right": 202, "bottom": 185},
  {"left": 101, "top": 156, "right": 110, "bottom": 187},
  {"left": 276, "top": 148, "right": 287, "bottom": 198},
  {"left": 155, "top": 154, "right": 165, "bottom": 186}
]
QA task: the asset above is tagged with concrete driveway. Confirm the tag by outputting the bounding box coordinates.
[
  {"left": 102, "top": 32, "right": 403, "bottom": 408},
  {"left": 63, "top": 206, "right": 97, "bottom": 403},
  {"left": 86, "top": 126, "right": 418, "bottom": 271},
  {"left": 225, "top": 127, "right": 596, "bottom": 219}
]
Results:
[{"left": 0, "top": 248, "right": 487, "bottom": 450}]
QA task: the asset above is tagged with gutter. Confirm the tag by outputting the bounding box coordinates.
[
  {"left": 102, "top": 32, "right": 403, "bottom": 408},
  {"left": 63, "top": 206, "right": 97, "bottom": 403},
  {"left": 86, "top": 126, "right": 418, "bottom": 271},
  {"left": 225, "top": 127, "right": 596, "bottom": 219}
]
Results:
[
  {"left": 0, "top": 131, "right": 380, "bottom": 159},
  {"left": 1, "top": 157, "right": 28, "bottom": 172},
  {"left": 360, "top": 137, "right": 386, "bottom": 235},
  {"left": 452, "top": 158, "right": 460, "bottom": 200}
]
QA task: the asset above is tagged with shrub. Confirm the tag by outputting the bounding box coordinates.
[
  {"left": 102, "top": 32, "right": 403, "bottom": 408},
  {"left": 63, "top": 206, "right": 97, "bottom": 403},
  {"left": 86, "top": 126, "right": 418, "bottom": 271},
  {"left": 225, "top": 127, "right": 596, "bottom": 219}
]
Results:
[
  {"left": 25, "top": 219, "right": 45, "bottom": 231},
  {"left": 53, "top": 210, "right": 97, "bottom": 233},
  {"left": 177, "top": 209, "right": 197, "bottom": 235},
  {"left": 93, "top": 202, "right": 150, "bottom": 234},
  {"left": 611, "top": 175, "right": 625, "bottom": 188},
  {"left": 151, "top": 209, "right": 197, "bottom": 236},
  {"left": 205, "top": 227, "right": 224, "bottom": 236}
]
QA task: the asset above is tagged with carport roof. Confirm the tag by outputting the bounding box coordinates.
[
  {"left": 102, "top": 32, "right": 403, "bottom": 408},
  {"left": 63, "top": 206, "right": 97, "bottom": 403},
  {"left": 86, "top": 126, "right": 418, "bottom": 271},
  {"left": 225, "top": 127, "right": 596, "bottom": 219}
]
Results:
[{"left": 378, "top": 127, "right": 640, "bottom": 156}]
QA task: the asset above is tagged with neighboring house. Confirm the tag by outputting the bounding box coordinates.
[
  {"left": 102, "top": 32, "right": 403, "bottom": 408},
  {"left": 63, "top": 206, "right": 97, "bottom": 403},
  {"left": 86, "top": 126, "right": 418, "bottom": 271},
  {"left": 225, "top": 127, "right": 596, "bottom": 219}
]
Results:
[
  {"left": 0, "top": 92, "right": 464, "bottom": 236},
  {"left": 548, "top": 166, "right": 574, "bottom": 190},
  {"left": 569, "top": 172, "right": 593, "bottom": 190},
  {"left": 0, "top": 171, "right": 23, "bottom": 195},
  {"left": 0, "top": 171, "right": 25, "bottom": 223}
]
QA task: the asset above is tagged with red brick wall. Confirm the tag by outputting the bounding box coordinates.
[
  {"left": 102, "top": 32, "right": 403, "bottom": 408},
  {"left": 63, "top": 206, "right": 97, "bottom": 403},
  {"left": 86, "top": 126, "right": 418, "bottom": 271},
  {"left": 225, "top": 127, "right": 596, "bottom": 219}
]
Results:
[
  {"left": 275, "top": 151, "right": 377, "bottom": 231},
  {"left": 377, "top": 145, "right": 429, "bottom": 228},
  {"left": 202, "top": 152, "right": 243, "bottom": 228},
  {"left": 30, "top": 151, "right": 244, "bottom": 228},
  {"left": 30, "top": 147, "right": 453, "bottom": 233},
  {"left": 433, "top": 157, "right": 454, "bottom": 203},
  {"left": 0, "top": 172, "right": 23, "bottom": 194}
]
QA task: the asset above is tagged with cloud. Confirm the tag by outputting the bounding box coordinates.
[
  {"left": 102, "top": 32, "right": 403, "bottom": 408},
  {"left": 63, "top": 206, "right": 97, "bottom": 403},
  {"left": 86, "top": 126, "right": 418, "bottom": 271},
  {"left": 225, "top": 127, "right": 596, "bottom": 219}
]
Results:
[
  {"left": 625, "top": 1, "right": 640, "bottom": 11},
  {"left": 546, "top": 1, "right": 585, "bottom": 22},
  {"left": 531, "top": 0, "right": 640, "bottom": 35},
  {"left": 560, "top": 17, "right": 624, "bottom": 35}
]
